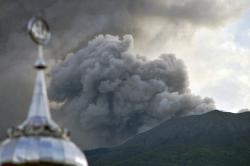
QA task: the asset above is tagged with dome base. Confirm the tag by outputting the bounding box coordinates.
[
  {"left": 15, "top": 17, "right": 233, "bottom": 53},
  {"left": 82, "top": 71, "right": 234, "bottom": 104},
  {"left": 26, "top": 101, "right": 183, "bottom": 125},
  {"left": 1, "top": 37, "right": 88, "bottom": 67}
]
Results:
[{"left": 2, "top": 161, "right": 73, "bottom": 166}]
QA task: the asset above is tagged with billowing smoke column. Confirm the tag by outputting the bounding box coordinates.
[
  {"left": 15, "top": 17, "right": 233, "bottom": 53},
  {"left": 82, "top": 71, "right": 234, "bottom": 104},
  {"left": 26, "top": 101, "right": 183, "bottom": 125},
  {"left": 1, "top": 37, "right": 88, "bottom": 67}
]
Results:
[{"left": 49, "top": 35, "right": 215, "bottom": 146}]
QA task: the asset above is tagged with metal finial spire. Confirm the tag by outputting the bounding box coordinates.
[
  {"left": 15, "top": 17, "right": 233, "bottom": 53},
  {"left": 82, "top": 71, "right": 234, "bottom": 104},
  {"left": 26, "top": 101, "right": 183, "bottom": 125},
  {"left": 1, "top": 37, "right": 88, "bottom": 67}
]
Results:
[
  {"left": 25, "top": 17, "right": 52, "bottom": 123},
  {"left": 13, "top": 16, "right": 66, "bottom": 137}
]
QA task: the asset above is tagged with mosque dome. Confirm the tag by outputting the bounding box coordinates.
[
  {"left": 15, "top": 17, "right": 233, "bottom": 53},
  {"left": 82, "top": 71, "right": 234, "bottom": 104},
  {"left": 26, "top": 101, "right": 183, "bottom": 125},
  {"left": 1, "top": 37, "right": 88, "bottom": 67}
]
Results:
[{"left": 0, "top": 17, "right": 88, "bottom": 166}]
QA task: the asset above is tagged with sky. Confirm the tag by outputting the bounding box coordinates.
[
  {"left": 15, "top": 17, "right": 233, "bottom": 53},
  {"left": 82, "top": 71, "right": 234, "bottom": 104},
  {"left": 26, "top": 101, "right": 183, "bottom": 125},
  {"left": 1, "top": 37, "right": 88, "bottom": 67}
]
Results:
[
  {"left": 0, "top": 0, "right": 250, "bottom": 148},
  {"left": 173, "top": 11, "right": 250, "bottom": 113}
]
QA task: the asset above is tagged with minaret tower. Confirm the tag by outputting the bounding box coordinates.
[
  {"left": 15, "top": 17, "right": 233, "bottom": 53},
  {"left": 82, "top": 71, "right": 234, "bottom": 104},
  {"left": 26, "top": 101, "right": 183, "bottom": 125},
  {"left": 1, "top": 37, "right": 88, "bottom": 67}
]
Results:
[{"left": 0, "top": 17, "right": 88, "bottom": 166}]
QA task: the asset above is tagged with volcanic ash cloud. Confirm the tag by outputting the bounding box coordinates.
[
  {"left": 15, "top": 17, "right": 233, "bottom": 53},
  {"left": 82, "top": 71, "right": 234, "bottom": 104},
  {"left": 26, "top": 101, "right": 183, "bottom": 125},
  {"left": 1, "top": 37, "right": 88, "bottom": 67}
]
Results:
[{"left": 49, "top": 35, "right": 215, "bottom": 146}]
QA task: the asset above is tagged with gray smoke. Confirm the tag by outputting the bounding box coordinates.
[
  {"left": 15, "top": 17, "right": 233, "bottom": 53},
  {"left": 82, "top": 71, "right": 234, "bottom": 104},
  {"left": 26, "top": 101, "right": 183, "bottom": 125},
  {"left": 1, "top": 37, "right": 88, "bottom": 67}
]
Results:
[
  {"left": 238, "top": 108, "right": 250, "bottom": 113},
  {"left": 49, "top": 35, "right": 215, "bottom": 147}
]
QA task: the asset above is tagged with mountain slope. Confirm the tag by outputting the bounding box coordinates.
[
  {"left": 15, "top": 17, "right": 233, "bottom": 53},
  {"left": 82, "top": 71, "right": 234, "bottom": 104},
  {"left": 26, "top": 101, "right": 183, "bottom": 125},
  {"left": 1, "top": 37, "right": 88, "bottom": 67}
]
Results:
[{"left": 86, "top": 110, "right": 250, "bottom": 166}]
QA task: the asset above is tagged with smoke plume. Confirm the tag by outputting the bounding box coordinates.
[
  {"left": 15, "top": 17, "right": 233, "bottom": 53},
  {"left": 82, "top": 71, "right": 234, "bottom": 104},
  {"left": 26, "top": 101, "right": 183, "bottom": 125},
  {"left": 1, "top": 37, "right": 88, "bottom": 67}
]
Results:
[
  {"left": 0, "top": 0, "right": 248, "bottom": 147},
  {"left": 49, "top": 35, "right": 215, "bottom": 147}
]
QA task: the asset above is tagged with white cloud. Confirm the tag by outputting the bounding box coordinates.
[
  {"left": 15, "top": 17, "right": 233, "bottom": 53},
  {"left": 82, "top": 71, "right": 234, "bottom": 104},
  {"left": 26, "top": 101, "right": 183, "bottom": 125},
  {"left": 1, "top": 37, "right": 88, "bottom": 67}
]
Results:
[
  {"left": 247, "top": 28, "right": 250, "bottom": 38},
  {"left": 181, "top": 27, "right": 250, "bottom": 112}
]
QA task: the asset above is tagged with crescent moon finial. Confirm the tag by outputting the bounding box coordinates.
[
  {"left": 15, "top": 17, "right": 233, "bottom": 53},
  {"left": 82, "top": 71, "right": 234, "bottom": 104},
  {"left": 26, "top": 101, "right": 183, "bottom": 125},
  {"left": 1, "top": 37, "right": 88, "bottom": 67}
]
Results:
[
  {"left": 28, "top": 17, "right": 50, "bottom": 69},
  {"left": 28, "top": 17, "right": 51, "bottom": 45}
]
